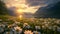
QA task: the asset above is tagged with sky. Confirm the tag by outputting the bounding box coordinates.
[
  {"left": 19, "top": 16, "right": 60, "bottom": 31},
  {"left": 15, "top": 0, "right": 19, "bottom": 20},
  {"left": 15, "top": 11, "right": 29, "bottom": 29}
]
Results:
[{"left": 1, "top": 0, "right": 60, "bottom": 14}]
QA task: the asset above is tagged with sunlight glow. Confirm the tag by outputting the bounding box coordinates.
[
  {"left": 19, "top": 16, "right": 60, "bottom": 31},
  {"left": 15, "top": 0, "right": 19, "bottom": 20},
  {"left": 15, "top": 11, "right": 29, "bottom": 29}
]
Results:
[
  {"left": 5, "top": 0, "right": 40, "bottom": 14},
  {"left": 5, "top": 0, "right": 41, "bottom": 17},
  {"left": 16, "top": 6, "right": 40, "bottom": 14},
  {"left": 17, "top": 9, "right": 24, "bottom": 13},
  {"left": 19, "top": 15, "right": 23, "bottom": 20}
]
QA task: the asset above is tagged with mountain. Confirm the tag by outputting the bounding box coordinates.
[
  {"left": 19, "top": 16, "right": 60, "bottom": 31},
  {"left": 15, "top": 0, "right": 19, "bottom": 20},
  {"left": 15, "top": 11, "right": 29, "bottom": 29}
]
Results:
[
  {"left": 0, "top": 0, "right": 8, "bottom": 15},
  {"left": 21, "top": 12, "right": 33, "bottom": 18},
  {"left": 34, "top": 1, "right": 60, "bottom": 18},
  {"left": 8, "top": 7, "right": 17, "bottom": 16}
]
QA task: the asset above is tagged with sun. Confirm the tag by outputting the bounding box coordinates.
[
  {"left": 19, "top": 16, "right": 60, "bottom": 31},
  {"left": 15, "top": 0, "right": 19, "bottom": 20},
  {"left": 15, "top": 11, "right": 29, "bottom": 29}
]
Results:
[
  {"left": 17, "top": 9, "right": 23, "bottom": 13},
  {"left": 19, "top": 15, "right": 23, "bottom": 18},
  {"left": 19, "top": 15, "right": 23, "bottom": 20}
]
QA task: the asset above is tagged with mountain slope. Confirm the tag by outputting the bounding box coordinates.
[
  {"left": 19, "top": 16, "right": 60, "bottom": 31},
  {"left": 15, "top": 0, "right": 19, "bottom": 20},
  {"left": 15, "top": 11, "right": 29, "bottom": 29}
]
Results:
[
  {"left": 34, "top": 1, "right": 60, "bottom": 18},
  {"left": 0, "top": 0, "right": 8, "bottom": 15}
]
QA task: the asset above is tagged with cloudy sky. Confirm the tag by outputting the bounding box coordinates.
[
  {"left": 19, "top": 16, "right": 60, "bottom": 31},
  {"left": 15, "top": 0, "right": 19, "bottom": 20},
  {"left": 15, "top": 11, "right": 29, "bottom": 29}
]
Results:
[{"left": 1, "top": 0, "right": 60, "bottom": 14}]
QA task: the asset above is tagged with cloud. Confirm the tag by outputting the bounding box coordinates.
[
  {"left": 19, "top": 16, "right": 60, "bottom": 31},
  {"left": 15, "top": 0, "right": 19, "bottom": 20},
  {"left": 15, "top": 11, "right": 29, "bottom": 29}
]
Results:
[
  {"left": 26, "top": 0, "right": 60, "bottom": 7},
  {"left": 2, "top": 0, "right": 60, "bottom": 7},
  {"left": 2, "top": 0, "right": 60, "bottom": 15},
  {"left": 26, "top": 0, "right": 48, "bottom": 6}
]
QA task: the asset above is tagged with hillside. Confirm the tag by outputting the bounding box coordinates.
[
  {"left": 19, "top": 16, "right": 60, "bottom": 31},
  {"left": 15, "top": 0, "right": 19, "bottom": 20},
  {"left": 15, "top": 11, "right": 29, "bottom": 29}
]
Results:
[{"left": 34, "top": 1, "right": 60, "bottom": 18}]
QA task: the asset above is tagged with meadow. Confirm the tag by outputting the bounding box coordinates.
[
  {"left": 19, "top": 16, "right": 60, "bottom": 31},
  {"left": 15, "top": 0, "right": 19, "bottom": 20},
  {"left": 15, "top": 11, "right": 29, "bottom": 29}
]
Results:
[{"left": 0, "top": 15, "right": 60, "bottom": 34}]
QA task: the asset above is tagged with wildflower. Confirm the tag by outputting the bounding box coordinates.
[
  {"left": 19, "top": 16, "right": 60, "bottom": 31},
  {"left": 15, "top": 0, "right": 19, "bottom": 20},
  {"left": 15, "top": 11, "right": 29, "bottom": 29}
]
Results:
[{"left": 24, "top": 30, "right": 33, "bottom": 34}]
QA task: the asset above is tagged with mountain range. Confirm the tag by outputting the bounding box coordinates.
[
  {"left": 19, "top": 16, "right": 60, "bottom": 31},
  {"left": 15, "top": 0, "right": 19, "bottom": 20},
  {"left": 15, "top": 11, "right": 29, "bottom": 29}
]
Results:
[{"left": 34, "top": 1, "right": 60, "bottom": 18}]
